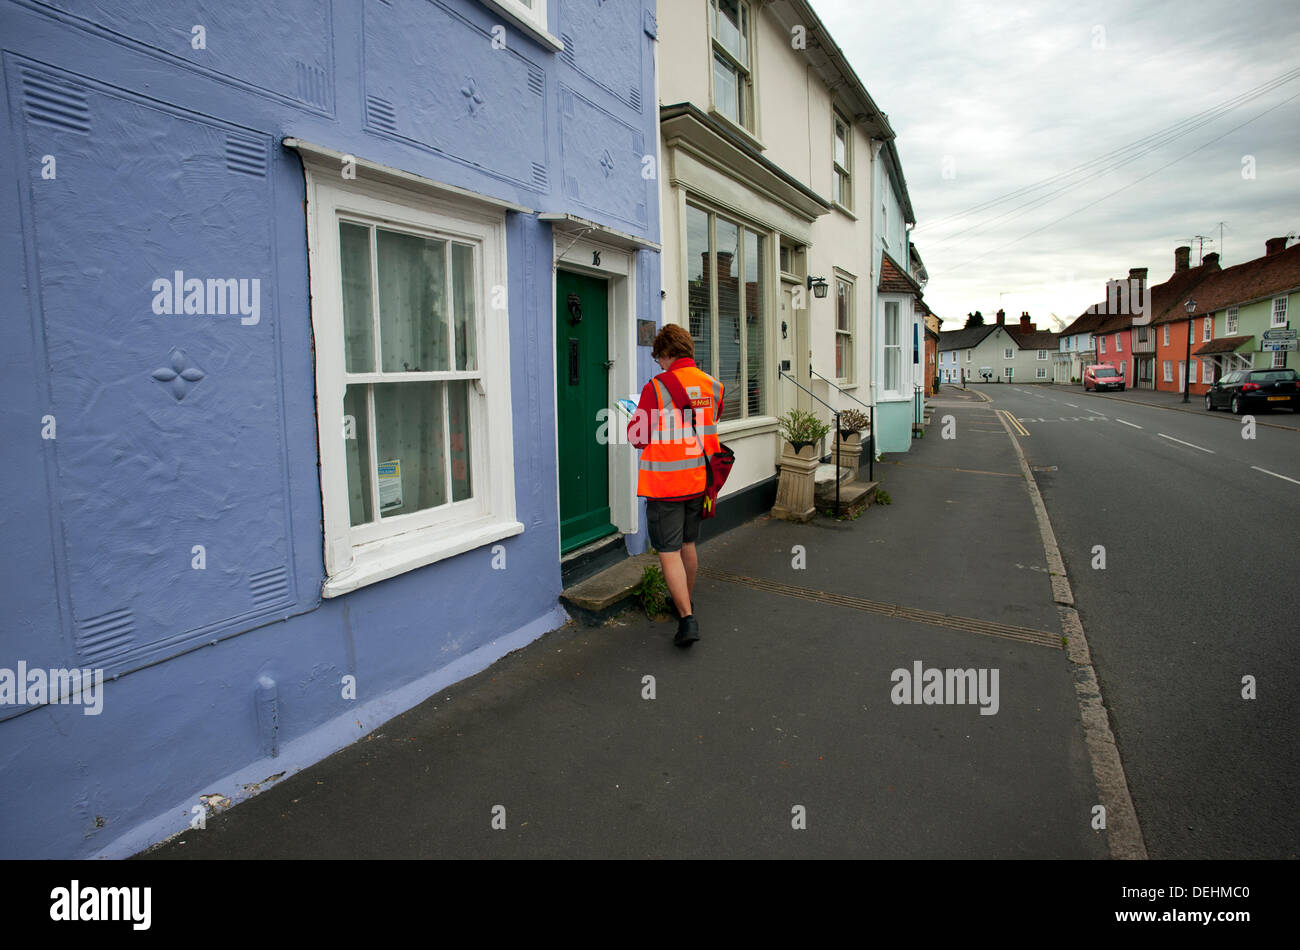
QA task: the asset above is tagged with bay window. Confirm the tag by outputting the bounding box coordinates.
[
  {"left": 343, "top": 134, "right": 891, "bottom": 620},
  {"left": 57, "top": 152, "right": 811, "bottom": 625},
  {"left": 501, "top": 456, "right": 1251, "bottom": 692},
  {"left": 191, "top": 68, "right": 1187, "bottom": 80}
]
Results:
[
  {"left": 883, "top": 301, "right": 902, "bottom": 393},
  {"left": 686, "top": 202, "right": 767, "bottom": 420}
]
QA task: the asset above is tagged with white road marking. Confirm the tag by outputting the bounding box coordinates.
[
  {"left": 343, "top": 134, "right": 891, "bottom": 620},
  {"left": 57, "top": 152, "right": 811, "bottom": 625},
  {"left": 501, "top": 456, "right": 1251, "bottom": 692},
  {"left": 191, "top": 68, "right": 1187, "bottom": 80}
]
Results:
[
  {"left": 1115, "top": 418, "right": 1142, "bottom": 429},
  {"left": 1065, "top": 403, "right": 1079, "bottom": 408},
  {"left": 1158, "top": 433, "right": 1214, "bottom": 454},
  {"left": 1251, "top": 465, "right": 1300, "bottom": 486}
]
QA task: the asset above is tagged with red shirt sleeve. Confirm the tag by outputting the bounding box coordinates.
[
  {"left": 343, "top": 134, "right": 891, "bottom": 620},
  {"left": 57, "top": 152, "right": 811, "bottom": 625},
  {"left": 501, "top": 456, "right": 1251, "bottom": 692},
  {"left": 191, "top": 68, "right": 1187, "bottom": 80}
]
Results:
[{"left": 627, "top": 381, "right": 656, "bottom": 451}]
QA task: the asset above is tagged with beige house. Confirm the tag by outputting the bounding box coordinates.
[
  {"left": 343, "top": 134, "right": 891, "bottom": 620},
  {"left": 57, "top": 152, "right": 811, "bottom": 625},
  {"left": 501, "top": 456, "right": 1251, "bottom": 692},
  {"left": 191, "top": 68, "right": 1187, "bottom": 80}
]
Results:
[{"left": 655, "top": 0, "right": 909, "bottom": 515}]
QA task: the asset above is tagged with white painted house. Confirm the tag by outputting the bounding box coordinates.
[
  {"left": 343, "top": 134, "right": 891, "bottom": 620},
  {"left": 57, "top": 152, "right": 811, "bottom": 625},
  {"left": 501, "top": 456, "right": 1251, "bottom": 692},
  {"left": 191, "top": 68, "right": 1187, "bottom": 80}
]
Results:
[{"left": 656, "top": 0, "right": 915, "bottom": 513}]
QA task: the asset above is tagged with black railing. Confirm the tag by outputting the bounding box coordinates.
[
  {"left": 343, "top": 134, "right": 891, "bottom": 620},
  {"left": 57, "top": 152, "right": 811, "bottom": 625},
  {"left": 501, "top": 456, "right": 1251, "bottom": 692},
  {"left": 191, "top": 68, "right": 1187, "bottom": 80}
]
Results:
[
  {"left": 809, "top": 369, "right": 874, "bottom": 483},
  {"left": 779, "top": 371, "right": 843, "bottom": 515},
  {"left": 913, "top": 385, "right": 924, "bottom": 435}
]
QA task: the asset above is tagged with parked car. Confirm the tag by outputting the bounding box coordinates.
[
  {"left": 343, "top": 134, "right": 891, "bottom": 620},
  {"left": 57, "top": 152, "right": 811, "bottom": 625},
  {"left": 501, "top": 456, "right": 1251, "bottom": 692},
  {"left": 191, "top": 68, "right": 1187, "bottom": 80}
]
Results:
[
  {"left": 1205, "top": 368, "right": 1300, "bottom": 413},
  {"left": 1083, "top": 363, "right": 1125, "bottom": 392}
]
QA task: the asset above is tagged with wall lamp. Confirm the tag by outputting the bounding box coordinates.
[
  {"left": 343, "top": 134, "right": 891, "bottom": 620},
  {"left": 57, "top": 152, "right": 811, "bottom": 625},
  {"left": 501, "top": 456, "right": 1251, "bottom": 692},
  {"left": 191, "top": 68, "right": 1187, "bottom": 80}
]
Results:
[{"left": 807, "top": 275, "right": 829, "bottom": 299}]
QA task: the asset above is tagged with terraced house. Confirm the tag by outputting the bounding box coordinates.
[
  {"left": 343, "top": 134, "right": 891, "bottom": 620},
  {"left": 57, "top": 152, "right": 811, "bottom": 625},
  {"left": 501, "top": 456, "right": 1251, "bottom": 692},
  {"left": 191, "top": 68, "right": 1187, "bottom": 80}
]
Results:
[
  {"left": 656, "top": 0, "right": 921, "bottom": 516},
  {"left": 1179, "top": 237, "right": 1300, "bottom": 394},
  {"left": 938, "top": 311, "right": 1056, "bottom": 384},
  {"left": 0, "top": 0, "right": 662, "bottom": 859}
]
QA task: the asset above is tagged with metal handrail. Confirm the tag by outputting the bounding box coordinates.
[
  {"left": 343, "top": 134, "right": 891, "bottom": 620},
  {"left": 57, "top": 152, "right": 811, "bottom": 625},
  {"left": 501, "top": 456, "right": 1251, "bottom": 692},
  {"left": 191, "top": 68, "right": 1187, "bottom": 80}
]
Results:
[
  {"left": 808, "top": 368, "right": 874, "bottom": 482},
  {"left": 778, "top": 371, "right": 842, "bottom": 516}
]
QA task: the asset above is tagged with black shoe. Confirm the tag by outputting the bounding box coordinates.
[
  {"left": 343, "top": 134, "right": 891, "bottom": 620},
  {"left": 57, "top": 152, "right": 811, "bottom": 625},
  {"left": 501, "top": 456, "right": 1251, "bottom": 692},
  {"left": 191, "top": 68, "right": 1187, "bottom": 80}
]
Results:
[{"left": 674, "top": 614, "right": 700, "bottom": 647}]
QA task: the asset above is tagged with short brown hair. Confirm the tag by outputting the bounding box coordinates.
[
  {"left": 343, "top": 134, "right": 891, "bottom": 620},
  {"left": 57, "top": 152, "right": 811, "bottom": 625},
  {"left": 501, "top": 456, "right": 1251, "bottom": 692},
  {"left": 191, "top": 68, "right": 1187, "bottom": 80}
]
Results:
[{"left": 652, "top": 323, "right": 694, "bottom": 361}]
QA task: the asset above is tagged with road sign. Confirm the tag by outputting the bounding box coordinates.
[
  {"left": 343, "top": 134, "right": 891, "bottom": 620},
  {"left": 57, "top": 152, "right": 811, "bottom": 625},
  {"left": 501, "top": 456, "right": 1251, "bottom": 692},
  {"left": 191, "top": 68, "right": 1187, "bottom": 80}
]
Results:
[
  {"left": 1262, "top": 328, "right": 1297, "bottom": 341},
  {"left": 1261, "top": 340, "right": 1297, "bottom": 351}
]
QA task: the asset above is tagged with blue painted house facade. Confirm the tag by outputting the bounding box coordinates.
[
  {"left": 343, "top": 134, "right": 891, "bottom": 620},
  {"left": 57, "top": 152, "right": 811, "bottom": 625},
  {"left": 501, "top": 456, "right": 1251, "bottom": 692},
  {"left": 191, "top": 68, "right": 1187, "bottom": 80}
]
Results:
[{"left": 0, "top": 0, "right": 661, "bottom": 858}]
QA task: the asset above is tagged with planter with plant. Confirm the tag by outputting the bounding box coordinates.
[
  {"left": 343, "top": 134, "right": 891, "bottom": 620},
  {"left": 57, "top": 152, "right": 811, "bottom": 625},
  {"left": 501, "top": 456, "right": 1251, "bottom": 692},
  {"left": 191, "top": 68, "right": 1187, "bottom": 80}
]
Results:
[
  {"left": 833, "top": 408, "right": 871, "bottom": 479},
  {"left": 771, "top": 408, "right": 831, "bottom": 522}
]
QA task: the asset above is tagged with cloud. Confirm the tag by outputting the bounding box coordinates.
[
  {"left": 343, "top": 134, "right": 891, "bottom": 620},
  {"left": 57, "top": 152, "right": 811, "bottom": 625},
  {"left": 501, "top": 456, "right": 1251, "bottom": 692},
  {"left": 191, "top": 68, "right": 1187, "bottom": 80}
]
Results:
[{"left": 810, "top": 0, "right": 1300, "bottom": 324}]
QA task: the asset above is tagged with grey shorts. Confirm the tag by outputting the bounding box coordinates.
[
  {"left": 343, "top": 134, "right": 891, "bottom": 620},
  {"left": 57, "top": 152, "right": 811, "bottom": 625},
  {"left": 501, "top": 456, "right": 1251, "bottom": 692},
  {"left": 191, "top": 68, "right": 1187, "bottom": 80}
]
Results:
[{"left": 646, "top": 497, "right": 703, "bottom": 553}]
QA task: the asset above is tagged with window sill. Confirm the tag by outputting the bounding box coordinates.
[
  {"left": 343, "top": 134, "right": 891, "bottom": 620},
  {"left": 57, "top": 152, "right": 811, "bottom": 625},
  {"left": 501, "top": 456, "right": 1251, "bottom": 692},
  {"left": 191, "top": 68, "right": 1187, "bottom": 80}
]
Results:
[
  {"left": 322, "top": 515, "right": 525, "bottom": 598},
  {"left": 832, "top": 201, "right": 857, "bottom": 220},
  {"left": 707, "top": 107, "right": 765, "bottom": 151},
  {"left": 478, "top": 0, "right": 564, "bottom": 52},
  {"left": 718, "top": 415, "right": 778, "bottom": 439}
]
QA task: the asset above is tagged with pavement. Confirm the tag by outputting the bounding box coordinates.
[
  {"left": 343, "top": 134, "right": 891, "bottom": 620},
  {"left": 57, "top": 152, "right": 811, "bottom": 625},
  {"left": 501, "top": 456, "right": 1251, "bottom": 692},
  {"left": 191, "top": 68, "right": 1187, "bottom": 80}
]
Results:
[{"left": 137, "top": 386, "right": 1113, "bottom": 859}]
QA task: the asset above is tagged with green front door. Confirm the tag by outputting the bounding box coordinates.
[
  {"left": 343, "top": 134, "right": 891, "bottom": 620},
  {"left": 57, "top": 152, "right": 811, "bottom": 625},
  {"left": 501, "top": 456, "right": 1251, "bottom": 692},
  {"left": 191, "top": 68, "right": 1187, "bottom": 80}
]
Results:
[{"left": 556, "top": 270, "right": 615, "bottom": 553}]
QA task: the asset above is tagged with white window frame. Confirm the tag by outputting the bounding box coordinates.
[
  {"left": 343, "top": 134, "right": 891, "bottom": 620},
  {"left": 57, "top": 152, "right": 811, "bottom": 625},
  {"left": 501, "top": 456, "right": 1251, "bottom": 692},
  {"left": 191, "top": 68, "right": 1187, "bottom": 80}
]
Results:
[
  {"left": 480, "top": 0, "right": 560, "bottom": 51},
  {"left": 834, "top": 272, "right": 854, "bottom": 384},
  {"left": 708, "top": 0, "right": 756, "bottom": 135},
  {"left": 1163, "top": 360, "right": 1172, "bottom": 383},
  {"left": 1004, "top": 347, "right": 1014, "bottom": 360},
  {"left": 1273, "top": 296, "right": 1289, "bottom": 327},
  {"left": 1114, "top": 332, "right": 1122, "bottom": 352},
  {"left": 1202, "top": 358, "right": 1217, "bottom": 384},
  {"left": 966, "top": 349, "right": 972, "bottom": 362},
  {"left": 832, "top": 109, "right": 852, "bottom": 211},
  {"left": 1037, "top": 349, "right": 1048, "bottom": 360},
  {"left": 1163, "top": 324, "right": 1170, "bottom": 346},
  {"left": 1187, "top": 360, "right": 1196, "bottom": 384},
  {"left": 1120, "top": 359, "right": 1126, "bottom": 378},
  {"left": 1226, "top": 307, "right": 1238, "bottom": 334},
  {"left": 302, "top": 158, "right": 521, "bottom": 597},
  {"left": 1099, "top": 337, "right": 1106, "bottom": 354},
  {"left": 1274, "top": 350, "right": 1287, "bottom": 368},
  {"left": 1035, "top": 366, "right": 1047, "bottom": 379},
  {"left": 1004, "top": 366, "right": 1014, "bottom": 379},
  {"left": 1203, "top": 316, "right": 1212, "bottom": 342},
  {"left": 883, "top": 299, "right": 903, "bottom": 395}
]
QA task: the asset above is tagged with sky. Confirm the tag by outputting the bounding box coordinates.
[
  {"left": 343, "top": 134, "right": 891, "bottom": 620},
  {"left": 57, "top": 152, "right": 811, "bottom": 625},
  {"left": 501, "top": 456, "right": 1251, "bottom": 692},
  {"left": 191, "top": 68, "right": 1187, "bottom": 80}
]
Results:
[{"left": 811, "top": 0, "right": 1300, "bottom": 331}]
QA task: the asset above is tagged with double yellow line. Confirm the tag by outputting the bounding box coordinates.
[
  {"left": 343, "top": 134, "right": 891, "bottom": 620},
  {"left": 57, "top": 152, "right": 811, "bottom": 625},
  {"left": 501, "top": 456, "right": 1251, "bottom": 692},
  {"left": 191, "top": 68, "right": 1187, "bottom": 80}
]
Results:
[{"left": 996, "top": 408, "right": 1030, "bottom": 436}]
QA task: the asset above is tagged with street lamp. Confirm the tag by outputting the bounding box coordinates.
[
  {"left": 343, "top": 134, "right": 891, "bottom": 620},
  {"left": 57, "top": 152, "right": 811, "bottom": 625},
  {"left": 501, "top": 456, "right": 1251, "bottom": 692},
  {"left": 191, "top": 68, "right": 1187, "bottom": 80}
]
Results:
[{"left": 1183, "top": 297, "right": 1196, "bottom": 403}]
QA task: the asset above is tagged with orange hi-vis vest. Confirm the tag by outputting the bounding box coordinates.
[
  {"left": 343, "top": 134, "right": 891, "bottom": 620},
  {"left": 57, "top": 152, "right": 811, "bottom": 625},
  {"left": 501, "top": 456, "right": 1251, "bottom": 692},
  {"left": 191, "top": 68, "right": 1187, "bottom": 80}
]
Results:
[{"left": 636, "top": 365, "right": 723, "bottom": 499}]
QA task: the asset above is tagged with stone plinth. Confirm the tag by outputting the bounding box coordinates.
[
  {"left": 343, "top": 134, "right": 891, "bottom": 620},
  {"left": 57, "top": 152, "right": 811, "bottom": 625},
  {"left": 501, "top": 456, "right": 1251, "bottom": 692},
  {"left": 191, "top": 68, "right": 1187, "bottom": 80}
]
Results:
[{"left": 770, "top": 443, "right": 820, "bottom": 522}]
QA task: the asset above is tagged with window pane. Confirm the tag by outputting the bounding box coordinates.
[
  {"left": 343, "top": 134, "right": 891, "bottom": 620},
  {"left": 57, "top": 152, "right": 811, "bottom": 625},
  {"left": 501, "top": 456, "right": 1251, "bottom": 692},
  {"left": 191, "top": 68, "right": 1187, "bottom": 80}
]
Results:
[
  {"left": 835, "top": 120, "right": 847, "bottom": 168},
  {"left": 713, "top": 0, "right": 745, "bottom": 63},
  {"left": 836, "top": 280, "right": 850, "bottom": 331},
  {"left": 448, "top": 379, "right": 473, "bottom": 502},
  {"left": 713, "top": 53, "right": 739, "bottom": 125},
  {"left": 687, "top": 205, "right": 712, "bottom": 373},
  {"left": 744, "top": 230, "right": 764, "bottom": 416},
  {"left": 339, "top": 222, "right": 375, "bottom": 373},
  {"left": 716, "top": 218, "right": 742, "bottom": 423},
  {"left": 374, "top": 381, "right": 447, "bottom": 517},
  {"left": 344, "top": 385, "right": 373, "bottom": 526},
  {"left": 885, "top": 302, "right": 899, "bottom": 345},
  {"left": 377, "top": 229, "right": 448, "bottom": 372},
  {"left": 451, "top": 242, "right": 477, "bottom": 371}
]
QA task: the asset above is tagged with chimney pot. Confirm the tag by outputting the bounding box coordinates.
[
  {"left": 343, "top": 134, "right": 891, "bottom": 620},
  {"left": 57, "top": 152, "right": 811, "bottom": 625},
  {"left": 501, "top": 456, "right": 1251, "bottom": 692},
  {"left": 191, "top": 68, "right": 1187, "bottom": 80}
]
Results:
[
  {"left": 1175, "top": 246, "right": 1190, "bottom": 273},
  {"left": 996, "top": 309, "right": 1005, "bottom": 325},
  {"left": 1266, "top": 236, "right": 1288, "bottom": 256},
  {"left": 1203, "top": 252, "right": 1220, "bottom": 268}
]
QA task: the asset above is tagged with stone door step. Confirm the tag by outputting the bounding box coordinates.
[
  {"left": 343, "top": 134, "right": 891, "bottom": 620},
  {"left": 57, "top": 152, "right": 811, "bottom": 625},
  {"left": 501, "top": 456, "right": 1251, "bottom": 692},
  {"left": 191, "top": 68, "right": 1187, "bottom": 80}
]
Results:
[
  {"left": 560, "top": 552, "right": 660, "bottom": 626},
  {"left": 815, "top": 478, "right": 878, "bottom": 514}
]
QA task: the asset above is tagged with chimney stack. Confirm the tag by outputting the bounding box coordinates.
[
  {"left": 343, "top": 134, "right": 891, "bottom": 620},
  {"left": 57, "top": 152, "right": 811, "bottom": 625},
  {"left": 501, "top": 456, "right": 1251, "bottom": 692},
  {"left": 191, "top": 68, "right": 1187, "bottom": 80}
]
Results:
[
  {"left": 1175, "top": 246, "right": 1190, "bottom": 273},
  {"left": 996, "top": 308, "right": 1006, "bottom": 325},
  {"left": 1019, "top": 312, "right": 1035, "bottom": 332},
  {"left": 1202, "top": 252, "right": 1220, "bottom": 269},
  {"left": 1128, "top": 266, "right": 1148, "bottom": 288},
  {"left": 1266, "top": 236, "right": 1288, "bottom": 256}
]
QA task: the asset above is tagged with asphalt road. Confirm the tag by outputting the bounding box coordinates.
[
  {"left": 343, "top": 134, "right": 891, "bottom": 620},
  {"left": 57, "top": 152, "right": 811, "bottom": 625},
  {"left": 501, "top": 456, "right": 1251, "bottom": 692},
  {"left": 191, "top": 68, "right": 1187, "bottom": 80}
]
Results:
[{"left": 975, "top": 382, "right": 1300, "bottom": 858}]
